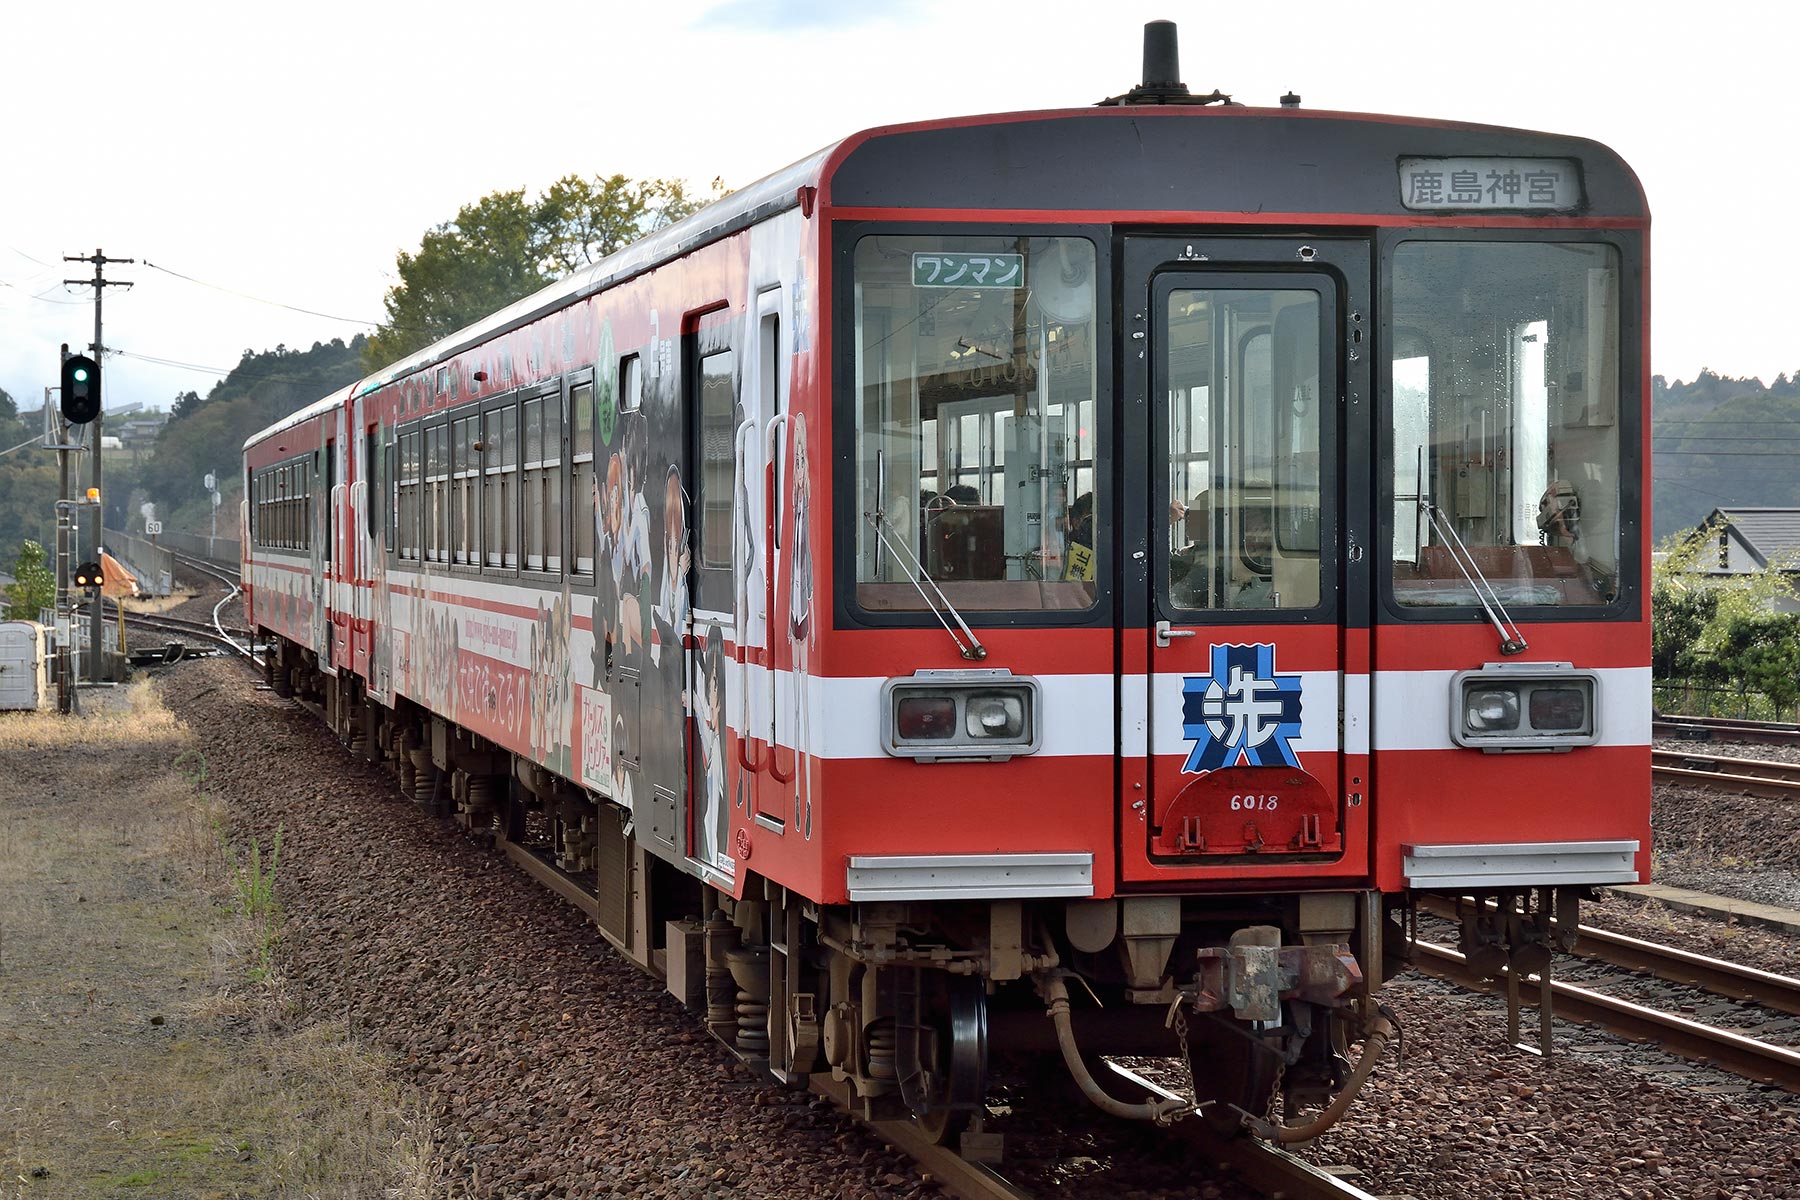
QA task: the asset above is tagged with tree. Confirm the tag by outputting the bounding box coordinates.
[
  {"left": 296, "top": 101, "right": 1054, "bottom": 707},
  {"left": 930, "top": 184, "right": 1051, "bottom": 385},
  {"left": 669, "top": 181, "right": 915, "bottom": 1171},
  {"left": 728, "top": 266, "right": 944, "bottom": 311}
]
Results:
[
  {"left": 1653, "top": 517, "right": 1800, "bottom": 714},
  {"left": 4, "top": 540, "right": 54, "bottom": 620},
  {"left": 364, "top": 173, "right": 719, "bottom": 372}
]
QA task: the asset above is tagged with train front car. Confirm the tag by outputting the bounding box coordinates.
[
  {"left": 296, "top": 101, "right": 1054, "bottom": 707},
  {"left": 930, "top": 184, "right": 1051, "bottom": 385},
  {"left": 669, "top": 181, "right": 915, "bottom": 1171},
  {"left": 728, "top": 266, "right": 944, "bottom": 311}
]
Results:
[{"left": 799, "top": 42, "right": 1649, "bottom": 1138}]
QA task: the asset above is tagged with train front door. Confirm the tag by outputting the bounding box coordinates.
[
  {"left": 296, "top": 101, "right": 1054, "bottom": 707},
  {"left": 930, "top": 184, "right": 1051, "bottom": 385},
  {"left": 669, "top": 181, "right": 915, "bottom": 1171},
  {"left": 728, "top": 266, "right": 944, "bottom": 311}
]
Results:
[{"left": 1122, "top": 236, "right": 1372, "bottom": 882}]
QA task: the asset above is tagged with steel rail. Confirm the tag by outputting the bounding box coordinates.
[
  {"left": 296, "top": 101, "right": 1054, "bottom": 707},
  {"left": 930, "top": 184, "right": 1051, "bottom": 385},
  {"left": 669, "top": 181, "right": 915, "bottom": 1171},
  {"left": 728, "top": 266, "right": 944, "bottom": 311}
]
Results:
[
  {"left": 809, "top": 1066, "right": 1379, "bottom": 1200},
  {"left": 1414, "top": 941, "right": 1800, "bottom": 1091},
  {"left": 1417, "top": 896, "right": 1800, "bottom": 1017},
  {"left": 1103, "top": 1062, "right": 1383, "bottom": 1200},
  {"left": 806, "top": 1076, "right": 1032, "bottom": 1200},
  {"left": 1651, "top": 748, "right": 1800, "bottom": 799},
  {"left": 148, "top": 549, "right": 255, "bottom": 662},
  {"left": 1654, "top": 715, "right": 1800, "bottom": 748}
]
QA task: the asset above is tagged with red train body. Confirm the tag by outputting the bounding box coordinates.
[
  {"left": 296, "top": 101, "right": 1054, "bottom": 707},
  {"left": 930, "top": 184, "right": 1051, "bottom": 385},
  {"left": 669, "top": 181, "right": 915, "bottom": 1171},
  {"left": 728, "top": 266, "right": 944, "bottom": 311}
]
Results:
[{"left": 245, "top": 30, "right": 1649, "bottom": 1144}]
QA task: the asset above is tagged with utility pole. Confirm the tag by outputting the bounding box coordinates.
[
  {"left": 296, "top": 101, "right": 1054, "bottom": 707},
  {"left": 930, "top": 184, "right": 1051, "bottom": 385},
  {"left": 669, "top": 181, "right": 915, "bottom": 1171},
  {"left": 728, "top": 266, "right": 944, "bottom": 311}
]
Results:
[
  {"left": 46, "top": 385, "right": 72, "bottom": 712},
  {"left": 64, "top": 248, "right": 133, "bottom": 683}
]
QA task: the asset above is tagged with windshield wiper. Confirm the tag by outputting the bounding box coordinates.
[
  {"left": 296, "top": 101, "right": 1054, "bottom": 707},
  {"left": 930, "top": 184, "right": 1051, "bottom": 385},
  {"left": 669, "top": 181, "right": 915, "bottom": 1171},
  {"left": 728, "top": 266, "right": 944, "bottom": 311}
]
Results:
[
  {"left": 865, "top": 509, "right": 988, "bottom": 661},
  {"left": 1418, "top": 474, "right": 1528, "bottom": 656}
]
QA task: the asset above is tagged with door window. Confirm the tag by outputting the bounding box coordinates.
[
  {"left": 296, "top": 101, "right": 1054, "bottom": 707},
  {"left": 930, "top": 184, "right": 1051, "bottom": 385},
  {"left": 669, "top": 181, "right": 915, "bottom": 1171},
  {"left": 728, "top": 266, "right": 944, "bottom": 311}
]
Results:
[{"left": 1160, "top": 286, "right": 1324, "bottom": 612}]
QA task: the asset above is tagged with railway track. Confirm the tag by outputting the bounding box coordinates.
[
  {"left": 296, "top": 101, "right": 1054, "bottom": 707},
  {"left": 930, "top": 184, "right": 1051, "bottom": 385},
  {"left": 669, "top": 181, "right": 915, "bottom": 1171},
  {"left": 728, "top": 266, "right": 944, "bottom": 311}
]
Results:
[
  {"left": 1418, "top": 896, "right": 1800, "bottom": 1017},
  {"left": 163, "top": 549, "right": 255, "bottom": 661},
  {"left": 1651, "top": 747, "right": 1800, "bottom": 799},
  {"left": 1414, "top": 897, "right": 1800, "bottom": 1092},
  {"left": 119, "top": 609, "right": 248, "bottom": 657},
  {"left": 811, "top": 1069, "right": 1383, "bottom": 1200},
  {"left": 1654, "top": 714, "right": 1800, "bottom": 747}
]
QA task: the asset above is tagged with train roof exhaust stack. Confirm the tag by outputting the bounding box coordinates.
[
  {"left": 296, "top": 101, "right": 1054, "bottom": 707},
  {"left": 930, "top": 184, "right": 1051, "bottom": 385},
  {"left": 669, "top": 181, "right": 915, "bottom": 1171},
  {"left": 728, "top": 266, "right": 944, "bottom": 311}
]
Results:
[
  {"left": 1141, "top": 19, "right": 1184, "bottom": 95},
  {"left": 1098, "top": 20, "right": 1234, "bottom": 107}
]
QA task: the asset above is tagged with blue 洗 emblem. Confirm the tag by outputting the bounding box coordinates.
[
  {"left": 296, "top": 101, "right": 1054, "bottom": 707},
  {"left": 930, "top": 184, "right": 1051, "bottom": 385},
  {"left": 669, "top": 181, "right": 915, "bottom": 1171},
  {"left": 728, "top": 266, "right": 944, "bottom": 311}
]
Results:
[{"left": 1180, "top": 643, "right": 1303, "bottom": 773}]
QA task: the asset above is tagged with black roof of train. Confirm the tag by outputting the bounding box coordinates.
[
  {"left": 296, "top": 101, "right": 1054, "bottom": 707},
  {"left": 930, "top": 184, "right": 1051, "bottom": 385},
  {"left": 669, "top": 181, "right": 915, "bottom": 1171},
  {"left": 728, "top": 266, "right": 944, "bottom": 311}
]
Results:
[{"left": 825, "top": 106, "right": 1646, "bottom": 220}]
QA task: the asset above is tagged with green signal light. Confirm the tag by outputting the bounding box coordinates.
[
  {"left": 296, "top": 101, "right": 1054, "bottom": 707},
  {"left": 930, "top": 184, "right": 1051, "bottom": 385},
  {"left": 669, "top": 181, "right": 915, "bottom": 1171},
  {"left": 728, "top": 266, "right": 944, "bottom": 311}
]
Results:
[{"left": 72, "top": 368, "right": 89, "bottom": 383}]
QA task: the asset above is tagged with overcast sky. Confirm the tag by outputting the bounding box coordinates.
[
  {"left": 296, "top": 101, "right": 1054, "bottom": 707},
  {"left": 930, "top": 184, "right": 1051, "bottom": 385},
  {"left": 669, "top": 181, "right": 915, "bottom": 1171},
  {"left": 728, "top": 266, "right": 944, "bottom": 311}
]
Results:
[{"left": 3, "top": 0, "right": 1794, "bottom": 421}]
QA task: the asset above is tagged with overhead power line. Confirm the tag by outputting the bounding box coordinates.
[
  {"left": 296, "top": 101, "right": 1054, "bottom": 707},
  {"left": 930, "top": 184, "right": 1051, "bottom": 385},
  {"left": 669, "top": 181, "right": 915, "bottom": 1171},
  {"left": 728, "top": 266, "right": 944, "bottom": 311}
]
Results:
[{"left": 142, "top": 259, "right": 392, "bottom": 329}]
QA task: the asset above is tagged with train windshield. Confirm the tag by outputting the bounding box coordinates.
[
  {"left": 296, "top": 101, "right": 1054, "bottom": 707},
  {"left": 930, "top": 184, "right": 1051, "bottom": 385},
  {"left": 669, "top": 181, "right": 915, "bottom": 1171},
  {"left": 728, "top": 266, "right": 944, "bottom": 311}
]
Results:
[
  {"left": 850, "top": 234, "right": 1100, "bottom": 612},
  {"left": 1390, "top": 241, "right": 1623, "bottom": 607}
]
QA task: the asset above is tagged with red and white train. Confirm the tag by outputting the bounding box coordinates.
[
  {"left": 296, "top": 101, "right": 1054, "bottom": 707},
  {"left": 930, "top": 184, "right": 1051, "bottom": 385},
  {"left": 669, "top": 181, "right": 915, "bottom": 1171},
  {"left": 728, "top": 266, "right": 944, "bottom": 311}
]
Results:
[{"left": 245, "top": 22, "right": 1650, "bottom": 1146}]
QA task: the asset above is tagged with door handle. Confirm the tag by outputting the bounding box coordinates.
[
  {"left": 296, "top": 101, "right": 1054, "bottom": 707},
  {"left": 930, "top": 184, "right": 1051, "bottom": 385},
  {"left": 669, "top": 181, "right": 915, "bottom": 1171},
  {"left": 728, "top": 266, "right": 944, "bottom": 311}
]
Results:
[{"left": 1155, "top": 620, "right": 1195, "bottom": 648}]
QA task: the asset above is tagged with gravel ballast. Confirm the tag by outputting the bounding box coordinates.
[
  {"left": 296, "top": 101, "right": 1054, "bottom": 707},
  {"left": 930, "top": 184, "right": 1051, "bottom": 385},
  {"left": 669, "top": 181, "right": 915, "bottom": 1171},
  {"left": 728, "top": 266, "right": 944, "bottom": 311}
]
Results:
[{"left": 156, "top": 655, "right": 1800, "bottom": 1197}]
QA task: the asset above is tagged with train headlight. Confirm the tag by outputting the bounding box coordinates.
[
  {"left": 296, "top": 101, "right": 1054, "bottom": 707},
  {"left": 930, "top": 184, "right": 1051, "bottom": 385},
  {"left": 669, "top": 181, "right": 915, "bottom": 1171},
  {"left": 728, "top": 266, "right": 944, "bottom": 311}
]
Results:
[
  {"left": 965, "top": 691, "right": 1026, "bottom": 739},
  {"left": 1465, "top": 687, "right": 1520, "bottom": 731},
  {"left": 1451, "top": 665, "right": 1598, "bottom": 752},
  {"left": 882, "top": 671, "right": 1040, "bottom": 761}
]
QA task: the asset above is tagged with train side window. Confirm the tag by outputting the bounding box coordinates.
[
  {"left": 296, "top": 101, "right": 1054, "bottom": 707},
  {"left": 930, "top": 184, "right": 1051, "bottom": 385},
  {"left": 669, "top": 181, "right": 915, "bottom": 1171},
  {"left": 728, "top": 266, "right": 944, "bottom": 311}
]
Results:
[
  {"left": 427, "top": 421, "right": 450, "bottom": 564},
  {"left": 365, "top": 427, "right": 380, "bottom": 541},
  {"left": 324, "top": 440, "right": 335, "bottom": 563},
  {"left": 385, "top": 435, "right": 399, "bottom": 558},
  {"left": 452, "top": 414, "right": 479, "bottom": 566},
  {"left": 620, "top": 355, "right": 642, "bottom": 413},
  {"left": 519, "top": 392, "right": 562, "bottom": 575},
  {"left": 484, "top": 400, "right": 519, "bottom": 570},
  {"left": 545, "top": 391, "right": 562, "bottom": 574},
  {"left": 699, "top": 349, "right": 735, "bottom": 568},
  {"left": 570, "top": 380, "right": 595, "bottom": 576},
  {"left": 523, "top": 396, "right": 548, "bottom": 572},
  {"left": 399, "top": 429, "right": 422, "bottom": 562}
]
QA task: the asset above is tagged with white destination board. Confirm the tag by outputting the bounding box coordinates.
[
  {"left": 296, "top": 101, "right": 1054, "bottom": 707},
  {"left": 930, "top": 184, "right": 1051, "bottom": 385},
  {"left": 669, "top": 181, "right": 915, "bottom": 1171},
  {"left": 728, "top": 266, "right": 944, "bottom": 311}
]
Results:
[{"left": 1398, "top": 157, "right": 1581, "bottom": 212}]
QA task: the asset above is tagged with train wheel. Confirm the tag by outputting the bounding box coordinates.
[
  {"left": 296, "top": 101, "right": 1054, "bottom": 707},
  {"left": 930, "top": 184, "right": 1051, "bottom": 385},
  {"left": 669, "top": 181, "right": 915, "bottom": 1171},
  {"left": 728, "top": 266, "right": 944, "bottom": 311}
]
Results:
[
  {"left": 902, "top": 973, "right": 987, "bottom": 1145},
  {"left": 1189, "top": 1022, "right": 1281, "bottom": 1136}
]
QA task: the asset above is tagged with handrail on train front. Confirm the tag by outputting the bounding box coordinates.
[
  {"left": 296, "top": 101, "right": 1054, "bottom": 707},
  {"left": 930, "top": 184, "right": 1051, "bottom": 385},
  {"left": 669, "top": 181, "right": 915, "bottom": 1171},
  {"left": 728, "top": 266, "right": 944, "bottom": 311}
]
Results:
[
  {"left": 732, "top": 420, "right": 765, "bottom": 776},
  {"left": 765, "top": 412, "right": 795, "bottom": 785}
]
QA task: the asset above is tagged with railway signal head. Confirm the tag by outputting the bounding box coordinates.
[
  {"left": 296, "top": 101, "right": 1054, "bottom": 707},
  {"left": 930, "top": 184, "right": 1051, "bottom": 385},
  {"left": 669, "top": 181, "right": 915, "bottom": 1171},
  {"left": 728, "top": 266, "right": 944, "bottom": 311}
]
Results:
[
  {"left": 60, "top": 353, "right": 101, "bottom": 424},
  {"left": 73, "top": 560, "right": 102, "bottom": 589}
]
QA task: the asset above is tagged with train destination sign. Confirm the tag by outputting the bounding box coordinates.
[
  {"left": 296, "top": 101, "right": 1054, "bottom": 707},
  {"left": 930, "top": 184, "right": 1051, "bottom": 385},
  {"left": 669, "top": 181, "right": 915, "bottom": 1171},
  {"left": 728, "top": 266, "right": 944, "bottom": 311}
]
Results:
[
  {"left": 912, "top": 252, "right": 1024, "bottom": 288},
  {"left": 1398, "top": 156, "right": 1581, "bottom": 212}
]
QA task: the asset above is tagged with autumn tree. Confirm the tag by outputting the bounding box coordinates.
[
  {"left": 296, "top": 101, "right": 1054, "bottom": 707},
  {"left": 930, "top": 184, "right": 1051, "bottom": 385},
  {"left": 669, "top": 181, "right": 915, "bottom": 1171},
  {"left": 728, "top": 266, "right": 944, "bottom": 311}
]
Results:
[{"left": 364, "top": 174, "right": 720, "bottom": 372}]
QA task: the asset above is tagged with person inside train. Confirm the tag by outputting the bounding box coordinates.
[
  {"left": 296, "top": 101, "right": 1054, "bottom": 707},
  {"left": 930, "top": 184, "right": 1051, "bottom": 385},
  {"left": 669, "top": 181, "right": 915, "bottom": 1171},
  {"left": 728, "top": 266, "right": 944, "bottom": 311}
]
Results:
[
  {"left": 943, "top": 483, "right": 981, "bottom": 505},
  {"left": 1065, "top": 491, "right": 1095, "bottom": 552},
  {"left": 1168, "top": 492, "right": 1212, "bottom": 606}
]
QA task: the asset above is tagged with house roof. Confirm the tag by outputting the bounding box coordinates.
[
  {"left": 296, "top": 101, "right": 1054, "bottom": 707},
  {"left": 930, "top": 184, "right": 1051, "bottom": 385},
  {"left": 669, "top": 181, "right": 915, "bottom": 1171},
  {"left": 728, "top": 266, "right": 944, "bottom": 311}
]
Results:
[{"left": 1712, "top": 508, "right": 1800, "bottom": 569}]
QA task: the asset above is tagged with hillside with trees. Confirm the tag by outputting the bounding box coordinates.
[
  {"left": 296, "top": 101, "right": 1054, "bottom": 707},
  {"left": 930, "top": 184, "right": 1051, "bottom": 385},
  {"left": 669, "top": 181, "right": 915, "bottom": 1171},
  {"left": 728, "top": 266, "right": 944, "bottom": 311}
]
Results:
[
  {"left": 128, "top": 339, "right": 368, "bottom": 536},
  {"left": 1653, "top": 371, "right": 1800, "bottom": 538},
  {"left": 0, "top": 387, "right": 58, "bottom": 555}
]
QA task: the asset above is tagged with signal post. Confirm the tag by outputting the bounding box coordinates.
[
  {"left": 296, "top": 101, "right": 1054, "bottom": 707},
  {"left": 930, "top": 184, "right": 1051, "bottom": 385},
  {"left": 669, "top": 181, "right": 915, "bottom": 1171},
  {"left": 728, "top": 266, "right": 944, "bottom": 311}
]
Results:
[{"left": 63, "top": 249, "right": 132, "bottom": 683}]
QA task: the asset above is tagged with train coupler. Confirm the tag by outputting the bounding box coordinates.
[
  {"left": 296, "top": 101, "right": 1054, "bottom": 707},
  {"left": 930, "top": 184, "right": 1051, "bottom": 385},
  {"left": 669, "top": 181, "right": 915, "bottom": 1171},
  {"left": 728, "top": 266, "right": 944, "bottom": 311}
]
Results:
[{"left": 1180, "top": 926, "right": 1362, "bottom": 1022}]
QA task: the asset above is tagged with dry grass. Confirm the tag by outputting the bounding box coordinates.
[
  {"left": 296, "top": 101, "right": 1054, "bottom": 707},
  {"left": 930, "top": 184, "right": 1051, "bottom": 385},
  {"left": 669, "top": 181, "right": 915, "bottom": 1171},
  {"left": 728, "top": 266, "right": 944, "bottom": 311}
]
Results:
[{"left": 0, "top": 680, "right": 444, "bottom": 1198}]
